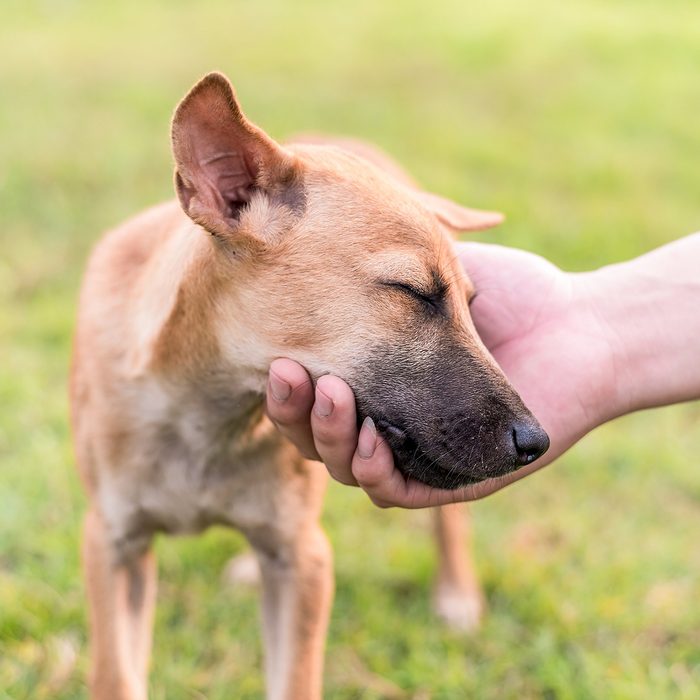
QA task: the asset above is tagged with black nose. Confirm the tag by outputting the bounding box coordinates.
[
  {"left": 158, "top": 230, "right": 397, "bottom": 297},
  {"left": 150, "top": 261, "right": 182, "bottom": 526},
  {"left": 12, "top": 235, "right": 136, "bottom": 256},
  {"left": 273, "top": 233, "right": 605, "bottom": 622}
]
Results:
[{"left": 511, "top": 421, "right": 550, "bottom": 466}]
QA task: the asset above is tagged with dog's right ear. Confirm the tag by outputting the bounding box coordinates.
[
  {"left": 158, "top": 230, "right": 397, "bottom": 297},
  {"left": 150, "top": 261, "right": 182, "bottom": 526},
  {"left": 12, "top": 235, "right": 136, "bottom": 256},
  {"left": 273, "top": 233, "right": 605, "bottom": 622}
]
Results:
[
  {"left": 414, "top": 191, "right": 504, "bottom": 233},
  {"left": 171, "top": 72, "right": 298, "bottom": 241}
]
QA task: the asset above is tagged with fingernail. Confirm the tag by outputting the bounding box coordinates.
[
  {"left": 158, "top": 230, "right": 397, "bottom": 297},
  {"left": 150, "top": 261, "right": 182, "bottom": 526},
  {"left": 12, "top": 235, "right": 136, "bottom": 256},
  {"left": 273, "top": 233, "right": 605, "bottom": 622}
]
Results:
[
  {"left": 314, "top": 387, "right": 334, "bottom": 418},
  {"left": 269, "top": 372, "right": 291, "bottom": 402},
  {"left": 357, "top": 417, "right": 377, "bottom": 459}
]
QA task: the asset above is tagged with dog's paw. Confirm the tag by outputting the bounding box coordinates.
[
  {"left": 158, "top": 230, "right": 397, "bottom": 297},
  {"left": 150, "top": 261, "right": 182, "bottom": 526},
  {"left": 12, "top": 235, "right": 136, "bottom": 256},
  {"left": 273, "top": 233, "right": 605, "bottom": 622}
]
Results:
[
  {"left": 432, "top": 584, "right": 484, "bottom": 633},
  {"left": 222, "top": 551, "right": 260, "bottom": 587}
]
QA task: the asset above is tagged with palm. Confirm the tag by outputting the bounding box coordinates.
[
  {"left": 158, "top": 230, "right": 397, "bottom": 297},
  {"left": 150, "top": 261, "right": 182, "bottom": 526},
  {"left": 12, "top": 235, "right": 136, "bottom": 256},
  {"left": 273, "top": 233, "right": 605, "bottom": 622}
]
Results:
[{"left": 458, "top": 243, "right": 613, "bottom": 466}]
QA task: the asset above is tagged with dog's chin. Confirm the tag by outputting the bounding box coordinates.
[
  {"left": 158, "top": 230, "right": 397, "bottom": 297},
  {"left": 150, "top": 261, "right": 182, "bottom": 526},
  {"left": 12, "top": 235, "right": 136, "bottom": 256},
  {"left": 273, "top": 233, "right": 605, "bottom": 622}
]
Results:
[
  {"left": 373, "top": 418, "right": 520, "bottom": 491},
  {"left": 399, "top": 460, "right": 483, "bottom": 490}
]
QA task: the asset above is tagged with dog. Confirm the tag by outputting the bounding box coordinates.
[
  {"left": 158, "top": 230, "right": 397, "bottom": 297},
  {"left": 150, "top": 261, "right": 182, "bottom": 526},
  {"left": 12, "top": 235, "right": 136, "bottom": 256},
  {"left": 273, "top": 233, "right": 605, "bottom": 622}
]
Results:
[{"left": 70, "top": 72, "right": 549, "bottom": 700}]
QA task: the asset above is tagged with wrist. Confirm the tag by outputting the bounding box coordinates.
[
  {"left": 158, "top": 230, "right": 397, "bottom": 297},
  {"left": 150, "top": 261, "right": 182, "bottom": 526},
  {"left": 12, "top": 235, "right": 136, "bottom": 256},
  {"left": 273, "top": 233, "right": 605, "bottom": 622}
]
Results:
[
  {"left": 577, "top": 237, "right": 700, "bottom": 417},
  {"left": 575, "top": 263, "right": 640, "bottom": 421},
  {"left": 565, "top": 268, "right": 630, "bottom": 429}
]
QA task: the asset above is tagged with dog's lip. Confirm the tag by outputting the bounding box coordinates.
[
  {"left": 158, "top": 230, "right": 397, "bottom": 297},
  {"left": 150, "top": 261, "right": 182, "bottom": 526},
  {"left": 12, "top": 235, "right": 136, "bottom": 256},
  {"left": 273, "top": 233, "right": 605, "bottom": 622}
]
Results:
[
  {"left": 373, "top": 417, "right": 455, "bottom": 476},
  {"left": 371, "top": 415, "right": 516, "bottom": 487},
  {"left": 374, "top": 417, "right": 407, "bottom": 441}
]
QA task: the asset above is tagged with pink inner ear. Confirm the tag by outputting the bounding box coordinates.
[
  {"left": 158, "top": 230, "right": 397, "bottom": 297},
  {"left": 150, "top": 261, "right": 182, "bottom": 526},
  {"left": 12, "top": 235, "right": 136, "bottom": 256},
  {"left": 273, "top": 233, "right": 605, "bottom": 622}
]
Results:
[
  {"left": 176, "top": 151, "right": 256, "bottom": 223},
  {"left": 172, "top": 73, "right": 277, "bottom": 231},
  {"left": 200, "top": 150, "right": 257, "bottom": 218},
  {"left": 179, "top": 108, "right": 260, "bottom": 219}
]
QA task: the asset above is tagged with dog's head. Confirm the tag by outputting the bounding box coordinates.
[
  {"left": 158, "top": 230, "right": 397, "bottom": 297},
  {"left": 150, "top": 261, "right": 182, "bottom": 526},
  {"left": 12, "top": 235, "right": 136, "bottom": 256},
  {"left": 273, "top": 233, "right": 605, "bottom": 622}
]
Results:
[{"left": 171, "top": 72, "right": 548, "bottom": 489}]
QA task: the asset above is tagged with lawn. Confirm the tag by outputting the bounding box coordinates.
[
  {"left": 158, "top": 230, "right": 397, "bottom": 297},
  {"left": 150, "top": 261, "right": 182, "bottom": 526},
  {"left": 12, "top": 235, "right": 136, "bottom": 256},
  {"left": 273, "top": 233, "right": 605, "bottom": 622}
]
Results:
[{"left": 1, "top": 1, "right": 699, "bottom": 698}]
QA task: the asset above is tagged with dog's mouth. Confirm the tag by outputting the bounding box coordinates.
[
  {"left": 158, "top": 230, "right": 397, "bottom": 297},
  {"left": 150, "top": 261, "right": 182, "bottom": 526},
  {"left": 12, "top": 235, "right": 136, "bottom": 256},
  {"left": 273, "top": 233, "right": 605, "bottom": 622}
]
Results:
[{"left": 373, "top": 417, "right": 489, "bottom": 490}]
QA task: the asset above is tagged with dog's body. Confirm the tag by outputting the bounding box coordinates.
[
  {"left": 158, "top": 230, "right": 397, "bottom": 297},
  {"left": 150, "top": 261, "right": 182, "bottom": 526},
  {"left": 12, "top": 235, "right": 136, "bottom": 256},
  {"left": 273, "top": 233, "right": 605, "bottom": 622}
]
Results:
[{"left": 71, "top": 73, "right": 548, "bottom": 700}]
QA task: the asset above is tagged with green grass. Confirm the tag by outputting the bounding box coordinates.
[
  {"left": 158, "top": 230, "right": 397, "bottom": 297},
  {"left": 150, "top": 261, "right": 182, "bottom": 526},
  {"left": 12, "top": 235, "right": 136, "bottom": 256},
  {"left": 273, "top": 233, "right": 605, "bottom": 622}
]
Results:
[{"left": 1, "top": 0, "right": 700, "bottom": 697}]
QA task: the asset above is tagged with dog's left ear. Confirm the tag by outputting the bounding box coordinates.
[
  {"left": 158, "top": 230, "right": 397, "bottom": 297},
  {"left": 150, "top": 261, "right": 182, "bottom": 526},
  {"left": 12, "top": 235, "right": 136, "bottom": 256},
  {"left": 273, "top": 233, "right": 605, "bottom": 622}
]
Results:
[
  {"left": 171, "top": 72, "right": 300, "bottom": 241},
  {"left": 415, "top": 191, "right": 504, "bottom": 232}
]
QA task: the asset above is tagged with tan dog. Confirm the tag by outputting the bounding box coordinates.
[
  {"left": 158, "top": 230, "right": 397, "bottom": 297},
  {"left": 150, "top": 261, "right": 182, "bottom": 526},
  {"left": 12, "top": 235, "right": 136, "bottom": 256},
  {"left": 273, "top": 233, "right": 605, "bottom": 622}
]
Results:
[{"left": 70, "top": 72, "right": 549, "bottom": 700}]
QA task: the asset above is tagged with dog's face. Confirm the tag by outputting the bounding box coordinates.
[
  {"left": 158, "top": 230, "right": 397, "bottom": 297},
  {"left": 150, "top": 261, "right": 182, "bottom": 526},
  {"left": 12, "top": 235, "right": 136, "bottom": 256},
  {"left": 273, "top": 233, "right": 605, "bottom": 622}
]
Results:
[{"left": 171, "top": 72, "right": 548, "bottom": 489}]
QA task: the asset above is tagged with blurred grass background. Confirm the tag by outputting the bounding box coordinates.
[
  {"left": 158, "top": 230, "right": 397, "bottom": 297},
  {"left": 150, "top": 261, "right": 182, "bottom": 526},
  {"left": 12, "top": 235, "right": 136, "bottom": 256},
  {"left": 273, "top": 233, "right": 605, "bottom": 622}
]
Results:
[{"left": 1, "top": 0, "right": 700, "bottom": 698}]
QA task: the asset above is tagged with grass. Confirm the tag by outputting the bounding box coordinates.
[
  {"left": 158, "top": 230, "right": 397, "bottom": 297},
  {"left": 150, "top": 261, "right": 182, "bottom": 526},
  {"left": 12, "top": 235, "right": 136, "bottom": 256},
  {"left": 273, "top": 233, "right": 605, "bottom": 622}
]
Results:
[{"left": 1, "top": 0, "right": 700, "bottom": 697}]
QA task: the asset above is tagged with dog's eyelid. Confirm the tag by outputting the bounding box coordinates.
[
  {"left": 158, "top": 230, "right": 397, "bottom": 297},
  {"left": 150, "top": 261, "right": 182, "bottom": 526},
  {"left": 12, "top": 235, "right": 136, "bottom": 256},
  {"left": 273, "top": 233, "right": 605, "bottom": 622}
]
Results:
[
  {"left": 381, "top": 281, "right": 448, "bottom": 315},
  {"left": 382, "top": 281, "right": 438, "bottom": 298}
]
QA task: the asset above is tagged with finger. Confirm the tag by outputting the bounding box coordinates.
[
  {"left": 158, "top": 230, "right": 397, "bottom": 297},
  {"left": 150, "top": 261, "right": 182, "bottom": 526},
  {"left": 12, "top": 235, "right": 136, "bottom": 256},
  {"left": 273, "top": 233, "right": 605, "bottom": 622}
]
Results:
[
  {"left": 310, "top": 375, "right": 359, "bottom": 486},
  {"left": 350, "top": 418, "right": 423, "bottom": 508},
  {"left": 265, "top": 358, "right": 320, "bottom": 460}
]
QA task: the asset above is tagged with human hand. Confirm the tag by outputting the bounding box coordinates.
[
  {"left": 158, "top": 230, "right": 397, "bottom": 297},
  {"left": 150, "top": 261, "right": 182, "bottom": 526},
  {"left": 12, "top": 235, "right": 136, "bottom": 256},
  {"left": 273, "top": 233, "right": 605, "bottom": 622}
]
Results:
[{"left": 265, "top": 242, "right": 619, "bottom": 506}]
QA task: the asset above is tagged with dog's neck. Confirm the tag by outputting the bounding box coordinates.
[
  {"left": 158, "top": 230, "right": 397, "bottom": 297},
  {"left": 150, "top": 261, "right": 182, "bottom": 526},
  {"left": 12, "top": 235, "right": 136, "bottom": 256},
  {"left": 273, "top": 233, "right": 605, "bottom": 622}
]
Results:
[{"left": 130, "top": 222, "right": 272, "bottom": 412}]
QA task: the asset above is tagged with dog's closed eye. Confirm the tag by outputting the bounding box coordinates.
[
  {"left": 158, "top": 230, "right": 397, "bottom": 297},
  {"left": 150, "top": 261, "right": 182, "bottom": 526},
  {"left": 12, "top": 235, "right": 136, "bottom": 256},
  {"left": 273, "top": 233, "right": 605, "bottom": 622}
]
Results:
[{"left": 382, "top": 281, "right": 446, "bottom": 315}]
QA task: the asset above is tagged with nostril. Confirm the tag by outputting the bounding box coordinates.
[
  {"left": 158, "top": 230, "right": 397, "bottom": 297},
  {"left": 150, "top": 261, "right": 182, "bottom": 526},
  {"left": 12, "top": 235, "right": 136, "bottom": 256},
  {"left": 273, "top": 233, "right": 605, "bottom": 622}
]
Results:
[{"left": 511, "top": 422, "right": 550, "bottom": 466}]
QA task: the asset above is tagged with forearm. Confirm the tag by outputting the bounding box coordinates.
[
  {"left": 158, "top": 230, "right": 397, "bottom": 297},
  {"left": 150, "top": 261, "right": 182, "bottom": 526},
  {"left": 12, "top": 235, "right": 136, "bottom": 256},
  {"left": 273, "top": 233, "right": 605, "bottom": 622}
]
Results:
[{"left": 584, "top": 232, "right": 700, "bottom": 417}]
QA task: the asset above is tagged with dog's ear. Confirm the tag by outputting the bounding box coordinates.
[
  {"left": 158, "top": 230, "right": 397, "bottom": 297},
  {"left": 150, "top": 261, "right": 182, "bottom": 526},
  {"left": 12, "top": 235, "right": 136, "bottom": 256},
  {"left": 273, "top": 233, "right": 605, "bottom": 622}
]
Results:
[
  {"left": 415, "top": 191, "right": 504, "bottom": 232},
  {"left": 171, "top": 72, "right": 299, "bottom": 241}
]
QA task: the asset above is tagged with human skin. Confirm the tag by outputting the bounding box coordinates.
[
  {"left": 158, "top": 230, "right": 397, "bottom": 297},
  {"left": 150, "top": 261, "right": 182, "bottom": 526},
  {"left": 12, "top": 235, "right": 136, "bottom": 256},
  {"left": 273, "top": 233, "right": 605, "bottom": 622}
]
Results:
[{"left": 266, "top": 233, "right": 700, "bottom": 508}]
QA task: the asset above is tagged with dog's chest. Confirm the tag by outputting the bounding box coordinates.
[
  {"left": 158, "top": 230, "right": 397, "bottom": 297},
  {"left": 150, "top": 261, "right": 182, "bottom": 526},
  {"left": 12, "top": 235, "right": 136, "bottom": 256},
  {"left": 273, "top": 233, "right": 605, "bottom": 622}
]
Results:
[{"left": 102, "top": 378, "right": 285, "bottom": 555}]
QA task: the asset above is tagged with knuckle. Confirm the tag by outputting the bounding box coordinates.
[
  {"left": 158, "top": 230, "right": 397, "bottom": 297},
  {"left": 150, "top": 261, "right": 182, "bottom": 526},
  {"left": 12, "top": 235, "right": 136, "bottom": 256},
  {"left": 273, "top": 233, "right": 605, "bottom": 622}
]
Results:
[
  {"left": 266, "top": 402, "right": 307, "bottom": 427},
  {"left": 287, "top": 381, "right": 314, "bottom": 405},
  {"left": 267, "top": 413, "right": 292, "bottom": 432},
  {"left": 282, "top": 430, "right": 319, "bottom": 460},
  {"left": 329, "top": 471, "right": 355, "bottom": 486},
  {"left": 326, "top": 391, "right": 354, "bottom": 415},
  {"left": 312, "top": 420, "right": 346, "bottom": 447}
]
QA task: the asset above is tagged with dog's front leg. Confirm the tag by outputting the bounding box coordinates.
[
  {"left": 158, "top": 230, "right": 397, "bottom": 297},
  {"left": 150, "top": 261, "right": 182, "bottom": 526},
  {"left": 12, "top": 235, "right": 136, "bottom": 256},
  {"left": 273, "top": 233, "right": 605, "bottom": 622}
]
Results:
[
  {"left": 252, "top": 524, "right": 333, "bottom": 700},
  {"left": 82, "top": 509, "right": 157, "bottom": 700}
]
